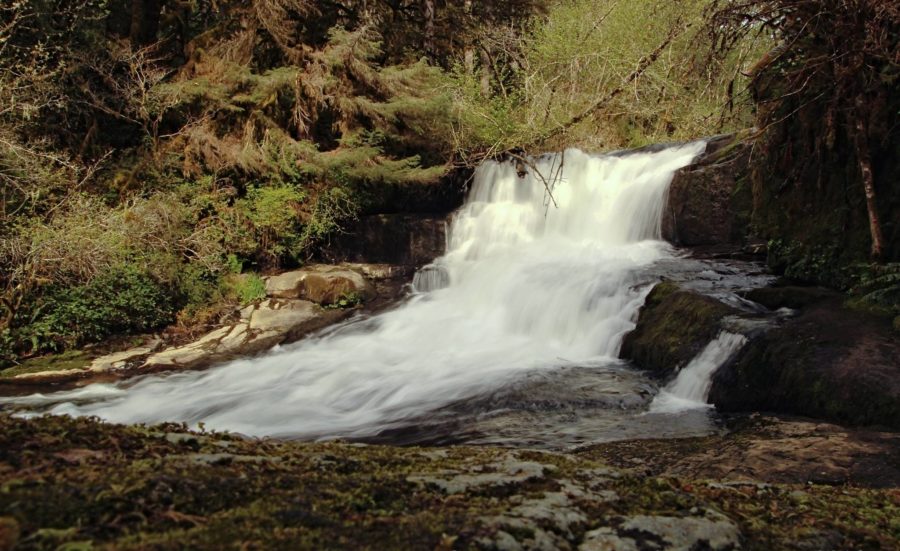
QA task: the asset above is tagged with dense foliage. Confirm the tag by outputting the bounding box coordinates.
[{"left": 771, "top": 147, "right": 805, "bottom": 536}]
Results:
[
  {"left": 706, "top": 0, "right": 900, "bottom": 315},
  {"left": 10, "top": 0, "right": 891, "bottom": 364}
]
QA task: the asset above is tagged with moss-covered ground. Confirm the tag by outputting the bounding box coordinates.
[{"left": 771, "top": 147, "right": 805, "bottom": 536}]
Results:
[{"left": 0, "top": 414, "right": 897, "bottom": 550}]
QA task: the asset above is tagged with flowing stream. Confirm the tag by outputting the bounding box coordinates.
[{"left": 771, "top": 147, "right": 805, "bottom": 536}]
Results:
[{"left": 7, "top": 142, "right": 771, "bottom": 448}]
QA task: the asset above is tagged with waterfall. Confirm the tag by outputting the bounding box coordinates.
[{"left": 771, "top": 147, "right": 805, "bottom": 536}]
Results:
[
  {"left": 649, "top": 331, "right": 747, "bottom": 413},
  {"left": 9, "top": 143, "right": 706, "bottom": 438}
]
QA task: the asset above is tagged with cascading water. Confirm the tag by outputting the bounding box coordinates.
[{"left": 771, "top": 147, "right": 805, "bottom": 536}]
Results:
[
  {"left": 649, "top": 332, "right": 748, "bottom": 414},
  {"left": 7, "top": 143, "right": 711, "bottom": 443}
]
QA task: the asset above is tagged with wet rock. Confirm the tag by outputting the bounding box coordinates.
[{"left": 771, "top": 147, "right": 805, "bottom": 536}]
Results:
[
  {"left": 582, "top": 511, "right": 741, "bottom": 551},
  {"left": 710, "top": 295, "right": 900, "bottom": 429},
  {"left": 662, "top": 134, "right": 752, "bottom": 248},
  {"left": 323, "top": 214, "right": 449, "bottom": 266},
  {"left": 740, "top": 284, "right": 834, "bottom": 310},
  {"left": 620, "top": 282, "right": 739, "bottom": 379}
]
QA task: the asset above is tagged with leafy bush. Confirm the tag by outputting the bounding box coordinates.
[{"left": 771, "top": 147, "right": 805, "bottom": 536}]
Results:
[{"left": 11, "top": 267, "right": 175, "bottom": 356}]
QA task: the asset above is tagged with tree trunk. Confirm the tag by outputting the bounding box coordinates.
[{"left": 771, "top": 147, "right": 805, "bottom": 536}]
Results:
[
  {"left": 479, "top": 47, "right": 491, "bottom": 97},
  {"left": 853, "top": 109, "right": 885, "bottom": 261},
  {"left": 422, "top": 0, "right": 435, "bottom": 57},
  {"left": 130, "top": 0, "right": 162, "bottom": 46},
  {"left": 464, "top": 0, "right": 474, "bottom": 75}
]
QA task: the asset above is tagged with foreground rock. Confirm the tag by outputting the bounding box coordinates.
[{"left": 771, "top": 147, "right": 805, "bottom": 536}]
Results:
[
  {"left": 1, "top": 414, "right": 897, "bottom": 550},
  {"left": 580, "top": 414, "right": 900, "bottom": 488}
]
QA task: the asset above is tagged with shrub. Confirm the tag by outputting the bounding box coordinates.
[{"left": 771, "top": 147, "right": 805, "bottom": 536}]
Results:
[{"left": 11, "top": 267, "right": 175, "bottom": 355}]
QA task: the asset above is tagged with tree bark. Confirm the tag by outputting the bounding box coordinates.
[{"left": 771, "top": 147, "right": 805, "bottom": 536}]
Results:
[
  {"left": 464, "top": 0, "right": 475, "bottom": 75},
  {"left": 479, "top": 47, "right": 491, "bottom": 97},
  {"left": 853, "top": 105, "right": 885, "bottom": 261},
  {"left": 422, "top": 0, "right": 435, "bottom": 57}
]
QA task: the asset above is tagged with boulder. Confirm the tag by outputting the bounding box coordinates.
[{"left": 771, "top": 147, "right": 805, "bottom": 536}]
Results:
[
  {"left": 711, "top": 290, "right": 900, "bottom": 429},
  {"left": 265, "top": 265, "right": 375, "bottom": 305},
  {"left": 662, "top": 133, "right": 753, "bottom": 248},
  {"left": 620, "top": 282, "right": 739, "bottom": 378}
]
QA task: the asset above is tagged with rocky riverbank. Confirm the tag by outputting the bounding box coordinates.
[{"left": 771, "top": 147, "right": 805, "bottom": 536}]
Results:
[
  {"left": 0, "top": 263, "right": 417, "bottom": 389},
  {"left": 1, "top": 413, "right": 897, "bottom": 551}
]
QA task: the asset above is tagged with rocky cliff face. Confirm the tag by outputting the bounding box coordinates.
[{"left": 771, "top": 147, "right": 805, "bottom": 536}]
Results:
[
  {"left": 662, "top": 134, "right": 754, "bottom": 250},
  {"left": 323, "top": 214, "right": 449, "bottom": 266}
]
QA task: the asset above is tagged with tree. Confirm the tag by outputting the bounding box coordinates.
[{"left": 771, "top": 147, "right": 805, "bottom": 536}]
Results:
[{"left": 708, "top": 0, "right": 899, "bottom": 262}]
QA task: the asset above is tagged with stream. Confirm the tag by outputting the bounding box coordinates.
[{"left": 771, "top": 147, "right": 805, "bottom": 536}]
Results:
[{"left": 5, "top": 143, "right": 775, "bottom": 448}]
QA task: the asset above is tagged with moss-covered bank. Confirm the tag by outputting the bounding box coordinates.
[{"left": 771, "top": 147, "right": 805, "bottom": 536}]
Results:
[{"left": 1, "top": 415, "right": 898, "bottom": 550}]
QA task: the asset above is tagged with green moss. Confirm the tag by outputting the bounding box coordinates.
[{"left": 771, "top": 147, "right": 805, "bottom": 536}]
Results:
[
  {"left": 0, "top": 350, "right": 92, "bottom": 378},
  {"left": 620, "top": 283, "right": 737, "bottom": 377}
]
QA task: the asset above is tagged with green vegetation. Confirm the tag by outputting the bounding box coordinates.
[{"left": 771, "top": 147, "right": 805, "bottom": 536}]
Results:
[
  {"left": 1, "top": 0, "right": 897, "bottom": 366},
  {"left": 452, "top": 0, "right": 767, "bottom": 157},
  {"left": 0, "top": 1, "right": 764, "bottom": 366}
]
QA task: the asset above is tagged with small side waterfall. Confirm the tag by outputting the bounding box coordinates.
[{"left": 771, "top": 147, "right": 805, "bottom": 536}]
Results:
[
  {"left": 6, "top": 143, "right": 708, "bottom": 440},
  {"left": 650, "top": 332, "right": 747, "bottom": 413}
]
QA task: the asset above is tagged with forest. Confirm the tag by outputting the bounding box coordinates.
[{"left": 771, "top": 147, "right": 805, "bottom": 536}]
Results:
[
  {"left": 0, "top": 0, "right": 773, "bottom": 365},
  {"left": 0, "top": 1, "right": 899, "bottom": 548}
]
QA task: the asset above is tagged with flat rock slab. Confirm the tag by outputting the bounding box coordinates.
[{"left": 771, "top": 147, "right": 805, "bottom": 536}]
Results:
[
  {"left": 6, "top": 300, "right": 348, "bottom": 385},
  {"left": 581, "top": 511, "right": 741, "bottom": 551},
  {"left": 579, "top": 415, "right": 900, "bottom": 488}
]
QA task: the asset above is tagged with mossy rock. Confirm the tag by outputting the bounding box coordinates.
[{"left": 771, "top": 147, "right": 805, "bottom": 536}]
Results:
[
  {"left": 711, "top": 297, "right": 900, "bottom": 429},
  {"left": 620, "top": 283, "right": 738, "bottom": 378}
]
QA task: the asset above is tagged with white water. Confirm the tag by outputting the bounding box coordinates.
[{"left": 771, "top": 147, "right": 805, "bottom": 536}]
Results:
[
  {"left": 7, "top": 143, "right": 707, "bottom": 438},
  {"left": 650, "top": 331, "right": 748, "bottom": 413}
]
